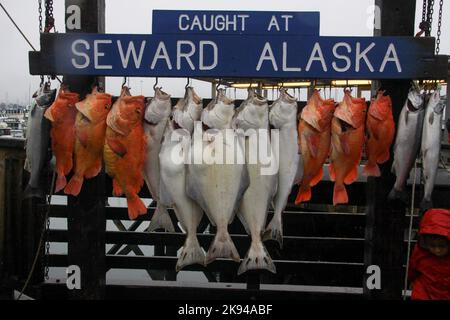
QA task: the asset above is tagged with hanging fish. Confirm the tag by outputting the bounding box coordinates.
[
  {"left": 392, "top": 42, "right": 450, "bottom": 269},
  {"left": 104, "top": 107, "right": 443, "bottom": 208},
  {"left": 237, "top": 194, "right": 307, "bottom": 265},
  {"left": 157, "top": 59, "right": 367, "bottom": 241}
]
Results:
[
  {"left": 420, "top": 90, "right": 446, "bottom": 210},
  {"left": 23, "top": 83, "right": 56, "bottom": 199},
  {"left": 232, "top": 89, "right": 277, "bottom": 274},
  {"left": 143, "top": 87, "right": 175, "bottom": 232},
  {"left": 388, "top": 86, "right": 425, "bottom": 202},
  {"left": 159, "top": 86, "right": 205, "bottom": 271},
  {"left": 264, "top": 88, "right": 302, "bottom": 248},
  {"left": 63, "top": 87, "right": 112, "bottom": 196},
  {"left": 329, "top": 90, "right": 366, "bottom": 205},
  {"left": 103, "top": 87, "right": 147, "bottom": 219},
  {"left": 44, "top": 86, "right": 80, "bottom": 192},
  {"left": 186, "top": 89, "right": 249, "bottom": 264},
  {"left": 295, "top": 90, "right": 334, "bottom": 205},
  {"left": 363, "top": 91, "right": 395, "bottom": 177}
]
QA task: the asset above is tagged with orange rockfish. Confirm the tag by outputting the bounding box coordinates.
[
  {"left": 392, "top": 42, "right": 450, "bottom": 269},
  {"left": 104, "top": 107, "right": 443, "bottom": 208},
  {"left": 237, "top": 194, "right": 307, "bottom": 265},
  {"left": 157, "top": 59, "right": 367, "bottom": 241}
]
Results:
[
  {"left": 295, "top": 90, "right": 335, "bottom": 204},
  {"left": 103, "top": 87, "right": 147, "bottom": 219},
  {"left": 44, "top": 87, "right": 80, "bottom": 192},
  {"left": 64, "top": 87, "right": 112, "bottom": 196},
  {"left": 329, "top": 91, "right": 366, "bottom": 205},
  {"left": 363, "top": 91, "right": 395, "bottom": 177}
]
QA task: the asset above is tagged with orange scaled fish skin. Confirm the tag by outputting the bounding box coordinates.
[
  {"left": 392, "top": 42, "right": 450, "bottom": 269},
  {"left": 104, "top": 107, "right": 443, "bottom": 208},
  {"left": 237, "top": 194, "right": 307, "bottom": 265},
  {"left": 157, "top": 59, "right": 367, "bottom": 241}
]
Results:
[
  {"left": 329, "top": 90, "right": 367, "bottom": 206},
  {"left": 295, "top": 90, "right": 335, "bottom": 204},
  {"left": 64, "top": 87, "right": 112, "bottom": 196},
  {"left": 44, "top": 87, "right": 80, "bottom": 192},
  {"left": 363, "top": 91, "right": 395, "bottom": 177},
  {"left": 103, "top": 87, "right": 147, "bottom": 219}
]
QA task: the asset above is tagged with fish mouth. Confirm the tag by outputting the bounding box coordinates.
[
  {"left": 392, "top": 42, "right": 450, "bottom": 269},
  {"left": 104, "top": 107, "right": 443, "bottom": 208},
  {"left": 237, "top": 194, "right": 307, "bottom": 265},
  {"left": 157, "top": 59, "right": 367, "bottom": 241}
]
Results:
[
  {"left": 338, "top": 118, "right": 355, "bottom": 131},
  {"left": 155, "top": 87, "right": 171, "bottom": 101}
]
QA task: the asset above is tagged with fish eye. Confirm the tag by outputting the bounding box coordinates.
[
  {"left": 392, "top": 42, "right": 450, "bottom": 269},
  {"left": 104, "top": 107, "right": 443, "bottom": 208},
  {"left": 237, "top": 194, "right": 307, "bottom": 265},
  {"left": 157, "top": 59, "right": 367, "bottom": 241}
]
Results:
[{"left": 135, "top": 109, "right": 141, "bottom": 114}]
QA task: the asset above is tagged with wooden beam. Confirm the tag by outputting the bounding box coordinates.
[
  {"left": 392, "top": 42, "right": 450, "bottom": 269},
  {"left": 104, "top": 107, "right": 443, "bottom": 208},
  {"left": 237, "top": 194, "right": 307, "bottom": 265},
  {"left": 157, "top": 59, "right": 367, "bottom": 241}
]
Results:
[
  {"left": 364, "top": 0, "right": 415, "bottom": 300},
  {"left": 64, "top": 0, "right": 106, "bottom": 300}
]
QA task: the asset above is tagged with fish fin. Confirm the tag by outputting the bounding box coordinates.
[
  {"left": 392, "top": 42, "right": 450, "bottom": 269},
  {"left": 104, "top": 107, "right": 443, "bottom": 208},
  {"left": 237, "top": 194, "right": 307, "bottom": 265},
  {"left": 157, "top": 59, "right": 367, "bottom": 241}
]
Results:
[
  {"left": 237, "top": 242, "right": 276, "bottom": 276},
  {"left": 344, "top": 166, "right": 358, "bottom": 184},
  {"left": 112, "top": 179, "right": 123, "bottom": 196},
  {"left": 263, "top": 214, "right": 283, "bottom": 248},
  {"left": 363, "top": 162, "right": 381, "bottom": 177},
  {"left": 44, "top": 108, "right": 54, "bottom": 122},
  {"left": 23, "top": 184, "right": 45, "bottom": 199},
  {"left": 54, "top": 174, "right": 67, "bottom": 193},
  {"left": 388, "top": 187, "right": 408, "bottom": 203},
  {"left": 377, "top": 150, "right": 390, "bottom": 164},
  {"left": 205, "top": 231, "right": 240, "bottom": 264},
  {"left": 176, "top": 237, "right": 206, "bottom": 272},
  {"left": 295, "top": 184, "right": 312, "bottom": 204},
  {"left": 84, "top": 161, "right": 102, "bottom": 179},
  {"left": 309, "top": 167, "right": 323, "bottom": 187},
  {"left": 333, "top": 183, "right": 348, "bottom": 206},
  {"left": 64, "top": 175, "right": 84, "bottom": 196},
  {"left": 329, "top": 163, "right": 336, "bottom": 182},
  {"left": 75, "top": 129, "right": 89, "bottom": 148},
  {"left": 126, "top": 195, "right": 147, "bottom": 220},
  {"left": 428, "top": 111, "right": 434, "bottom": 125},
  {"left": 307, "top": 135, "right": 319, "bottom": 158},
  {"left": 420, "top": 198, "right": 433, "bottom": 212},
  {"left": 106, "top": 138, "right": 127, "bottom": 157},
  {"left": 148, "top": 203, "right": 175, "bottom": 232}
]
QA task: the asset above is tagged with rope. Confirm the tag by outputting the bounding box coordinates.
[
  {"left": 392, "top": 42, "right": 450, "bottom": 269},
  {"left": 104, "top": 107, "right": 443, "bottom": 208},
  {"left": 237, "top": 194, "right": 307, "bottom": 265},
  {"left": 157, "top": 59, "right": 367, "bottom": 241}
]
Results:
[
  {"left": 0, "top": 1, "right": 62, "bottom": 84},
  {"left": 403, "top": 159, "right": 418, "bottom": 300},
  {"left": 16, "top": 170, "right": 56, "bottom": 300},
  {"left": 0, "top": 2, "right": 38, "bottom": 51}
]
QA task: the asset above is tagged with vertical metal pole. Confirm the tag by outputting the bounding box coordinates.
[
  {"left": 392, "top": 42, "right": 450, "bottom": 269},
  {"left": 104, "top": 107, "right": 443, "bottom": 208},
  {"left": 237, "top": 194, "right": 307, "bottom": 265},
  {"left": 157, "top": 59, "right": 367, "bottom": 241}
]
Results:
[
  {"left": 64, "top": 0, "right": 106, "bottom": 300},
  {"left": 364, "top": 0, "right": 415, "bottom": 300}
]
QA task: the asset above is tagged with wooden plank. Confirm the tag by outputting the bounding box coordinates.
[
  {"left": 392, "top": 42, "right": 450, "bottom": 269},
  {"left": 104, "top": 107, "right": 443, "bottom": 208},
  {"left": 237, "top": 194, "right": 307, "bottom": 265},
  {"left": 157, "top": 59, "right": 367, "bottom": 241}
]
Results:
[
  {"left": 41, "top": 281, "right": 364, "bottom": 300},
  {"left": 48, "top": 254, "right": 365, "bottom": 287}
]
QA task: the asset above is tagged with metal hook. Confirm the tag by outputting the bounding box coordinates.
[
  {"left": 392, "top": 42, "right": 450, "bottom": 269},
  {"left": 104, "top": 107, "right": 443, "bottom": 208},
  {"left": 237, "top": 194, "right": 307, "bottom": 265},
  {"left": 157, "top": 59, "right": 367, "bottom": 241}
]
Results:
[
  {"left": 122, "top": 77, "right": 127, "bottom": 88},
  {"left": 153, "top": 77, "right": 159, "bottom": 90},
  {"left": 185, "top": 77, "right": 190, "bottom": 89}
]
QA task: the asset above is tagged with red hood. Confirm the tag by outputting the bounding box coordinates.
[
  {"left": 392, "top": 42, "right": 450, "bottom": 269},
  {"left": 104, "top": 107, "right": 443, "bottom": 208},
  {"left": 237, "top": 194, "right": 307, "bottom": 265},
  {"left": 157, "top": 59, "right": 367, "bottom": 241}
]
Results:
[{"left": 419, "top": 208, "right": 450, "bottom": 240}]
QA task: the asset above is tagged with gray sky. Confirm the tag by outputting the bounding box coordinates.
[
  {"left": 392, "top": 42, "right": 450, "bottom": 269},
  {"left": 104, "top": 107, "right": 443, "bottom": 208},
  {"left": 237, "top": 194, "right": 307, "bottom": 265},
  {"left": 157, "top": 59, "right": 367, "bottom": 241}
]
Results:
[{"left": 0, "top": 0, "right": 448, "bottom": 104}]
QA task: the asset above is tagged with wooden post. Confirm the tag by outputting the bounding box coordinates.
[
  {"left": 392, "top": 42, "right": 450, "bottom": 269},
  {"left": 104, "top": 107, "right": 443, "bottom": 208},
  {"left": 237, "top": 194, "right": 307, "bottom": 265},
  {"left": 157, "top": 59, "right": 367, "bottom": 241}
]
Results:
[
  {"left": 64, "top": 0, "right": 106, "bottom": 300},
  {"left": 363, "top": 0, "right": 416, "bottom": 300}
]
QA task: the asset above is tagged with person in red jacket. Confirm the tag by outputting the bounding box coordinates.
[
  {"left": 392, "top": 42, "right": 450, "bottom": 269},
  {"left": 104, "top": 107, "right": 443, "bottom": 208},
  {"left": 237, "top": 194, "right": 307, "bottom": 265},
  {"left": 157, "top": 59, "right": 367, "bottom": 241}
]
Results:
[{"left": 408, "top": 208, "right": 450, "bottom": 300}]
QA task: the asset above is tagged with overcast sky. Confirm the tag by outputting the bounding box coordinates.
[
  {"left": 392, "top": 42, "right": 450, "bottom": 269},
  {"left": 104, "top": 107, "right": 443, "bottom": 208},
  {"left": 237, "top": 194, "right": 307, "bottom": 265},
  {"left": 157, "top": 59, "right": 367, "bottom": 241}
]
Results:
[{"left": 0, "top": 0, "right": 448, "bottom": 104}]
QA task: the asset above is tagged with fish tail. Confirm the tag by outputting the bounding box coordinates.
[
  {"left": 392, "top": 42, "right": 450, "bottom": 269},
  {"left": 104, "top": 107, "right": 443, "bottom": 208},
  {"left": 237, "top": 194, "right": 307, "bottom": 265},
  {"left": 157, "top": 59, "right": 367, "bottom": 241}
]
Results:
[
  {"left": 176, "top": 236, "right": 206, "bottom": 272},
  {"left": 23, "top": 184, "right": 45, "bottom": 199},
  {"left": 333, "top": 183, "right": 348, "bottom": 205},
  {"left": 126, "top": 195, "right": 147, "bottom": 220},
  {"left": 148, "top": 203, "right": 175, "bottom": 232},
  {"left": 388, "top": 187, "right": 408, "bottom": 203},
  {"left": 237, "top": 241, "right": 276, "bottom": 276},
  {"left": 205, "top": 229, "right": 240, "bottom": 265},
  {"left": 420, "top": 198, "right": 433, "bottom": 212},
  {"left": 64, "top": 174, "right": 84, "bottom": 196},
  {"left": 54, "top": 173, "right": 67, "bottom": 193},
  {"left": 262, "top": 213, "right": 283, "bottom": 248},
  {"left": 363, "top": 162, "right": 381, "bottom": 177},
  {"left": 295, "top": 184, "right": 312, "bottom": 204}
]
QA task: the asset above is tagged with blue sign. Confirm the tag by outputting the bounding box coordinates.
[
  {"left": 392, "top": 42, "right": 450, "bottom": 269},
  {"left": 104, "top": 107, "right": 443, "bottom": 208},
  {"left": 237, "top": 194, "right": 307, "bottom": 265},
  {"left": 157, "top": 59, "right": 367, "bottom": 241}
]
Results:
[
  {"left": 152, "top": 10, "right": 320, "bottom": 35},
  {"left": 34, "top": 33, "right": 437, "bottom": 79}
]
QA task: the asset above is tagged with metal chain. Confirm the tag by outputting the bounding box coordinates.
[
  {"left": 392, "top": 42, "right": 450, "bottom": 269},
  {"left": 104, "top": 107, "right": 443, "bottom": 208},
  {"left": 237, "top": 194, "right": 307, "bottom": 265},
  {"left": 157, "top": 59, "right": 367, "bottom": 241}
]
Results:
[
  {"left": 422, "top": 0, "right": 427, "bottom": 23},
  {"left": 436, "top": 0, "right": 443, "bottom": 54},
  {"left": 427, "top": 0, "right": 435, "bottom": 36},
  {"left": 38, "top": 0, "right": 42, "bottom": 32},
  {"left": 44, "top": 0, "right": 54, "bottom": 32}
]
